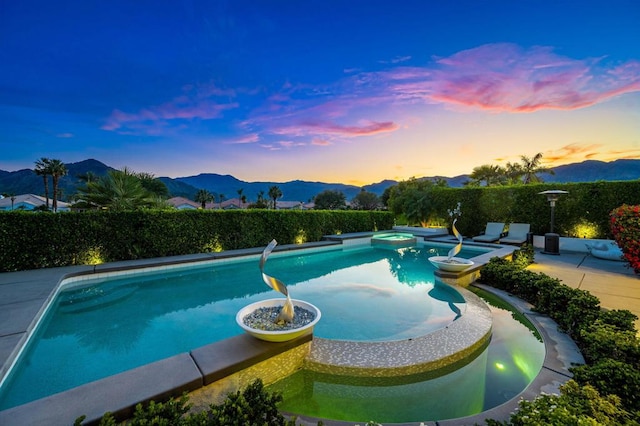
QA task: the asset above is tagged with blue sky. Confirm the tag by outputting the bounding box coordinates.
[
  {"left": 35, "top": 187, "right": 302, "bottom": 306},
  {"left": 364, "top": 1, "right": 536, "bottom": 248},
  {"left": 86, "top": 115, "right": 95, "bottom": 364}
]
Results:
[{"left": 1, "top": 0, "right": 639, "bottom": 185}]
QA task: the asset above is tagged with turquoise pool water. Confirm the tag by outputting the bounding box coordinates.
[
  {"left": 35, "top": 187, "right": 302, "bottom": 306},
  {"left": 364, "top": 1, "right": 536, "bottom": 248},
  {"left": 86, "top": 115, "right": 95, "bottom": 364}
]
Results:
[
  {"left": 269, "top": 288, "right": 545, "bottom": 423},
  {"left": 0, "top": 243, "right": 484, "bottom": 410}
]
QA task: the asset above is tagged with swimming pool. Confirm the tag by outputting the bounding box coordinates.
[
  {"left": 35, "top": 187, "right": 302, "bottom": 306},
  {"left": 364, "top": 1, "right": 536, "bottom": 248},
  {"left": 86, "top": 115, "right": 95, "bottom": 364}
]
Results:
[
  {"left": 269, "top": 287, "right": 544, "bottom": 422},
  {"left": 0, "top": 242, "right": 487, "bottom": 410}
]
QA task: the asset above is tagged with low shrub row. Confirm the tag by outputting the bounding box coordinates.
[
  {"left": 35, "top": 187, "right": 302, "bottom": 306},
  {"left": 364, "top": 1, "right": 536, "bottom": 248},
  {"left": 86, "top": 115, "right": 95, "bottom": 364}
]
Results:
[
  {"left": 0, "top": 209, "right": 394, "bottom": 272},
  {"left": 480, "top": 255, "right": 640, "bottom": 424}
]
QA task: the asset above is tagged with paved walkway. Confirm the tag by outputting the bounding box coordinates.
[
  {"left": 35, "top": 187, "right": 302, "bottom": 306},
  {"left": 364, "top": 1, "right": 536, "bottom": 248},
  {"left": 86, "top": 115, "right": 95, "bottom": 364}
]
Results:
[{"left": 527, "top": 249, "right": 640, "bottom": 332}]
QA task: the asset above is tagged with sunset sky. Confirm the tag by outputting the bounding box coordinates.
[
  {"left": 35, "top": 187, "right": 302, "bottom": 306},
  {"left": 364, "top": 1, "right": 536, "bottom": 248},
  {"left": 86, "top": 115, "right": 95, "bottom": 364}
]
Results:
[{"left": 2, "top": 0, "right": 639, "bottom": 186}]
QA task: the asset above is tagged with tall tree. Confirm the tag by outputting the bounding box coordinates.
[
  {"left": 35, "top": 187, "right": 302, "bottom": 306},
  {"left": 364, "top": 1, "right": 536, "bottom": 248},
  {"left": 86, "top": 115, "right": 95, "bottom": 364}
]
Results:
[
  {"left": 195, "top": 189, "right": 213, "bottom": 209},
  {"left": 34, "top": 157, "right": 51, "bottom": 209},
  {"left": 48, "top": 159, "right": 67, "bottom": 212},
  {"left": 314, "top": 190, "right": 346, "bottom": 210},
  {"left": 351, "top": 189, "right": 380, "bottom": 210},
  {"left": 237, "top": 188, "right": 244, "bottom": 208},
  {"left": 268, "top": 185, "right": 282, "bottom": 209},
  {"left": 520, "top": 153, "right": 554, "bottom": 184}
]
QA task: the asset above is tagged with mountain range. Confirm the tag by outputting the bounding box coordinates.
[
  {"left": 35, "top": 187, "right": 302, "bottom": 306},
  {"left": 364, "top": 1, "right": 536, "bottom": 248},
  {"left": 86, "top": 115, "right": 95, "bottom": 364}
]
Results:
[{"left": 0, "top": 158, "right": 638, "bottom": 203}]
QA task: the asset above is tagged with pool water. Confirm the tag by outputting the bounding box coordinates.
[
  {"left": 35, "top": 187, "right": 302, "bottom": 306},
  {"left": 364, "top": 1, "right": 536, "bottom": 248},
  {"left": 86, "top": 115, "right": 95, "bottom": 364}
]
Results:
[
  {"left": 0, "top": 243, "right": 480, "bottom": 410},
  {"left": 269, "top": 288, "right": 545, "bottom": 423}
]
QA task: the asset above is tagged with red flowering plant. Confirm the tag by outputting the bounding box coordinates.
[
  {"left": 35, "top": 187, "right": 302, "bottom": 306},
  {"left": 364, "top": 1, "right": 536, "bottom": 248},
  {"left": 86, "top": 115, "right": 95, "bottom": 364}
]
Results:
[{"left": 610, "top": 204, "right": 640, "bottom": 273}]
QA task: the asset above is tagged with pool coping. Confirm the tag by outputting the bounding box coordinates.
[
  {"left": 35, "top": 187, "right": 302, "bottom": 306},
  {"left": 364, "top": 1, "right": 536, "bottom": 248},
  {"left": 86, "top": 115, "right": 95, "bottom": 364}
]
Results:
[{"left": 0, "top": 233, "right": 582, "bottom": 425}]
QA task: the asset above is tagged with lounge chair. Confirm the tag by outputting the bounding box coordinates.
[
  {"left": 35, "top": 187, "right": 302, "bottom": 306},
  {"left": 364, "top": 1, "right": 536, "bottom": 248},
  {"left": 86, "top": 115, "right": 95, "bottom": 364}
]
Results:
[
  {"left": 500, "top": 223, "right": 531, "bottom": 245},
  {"left": 472, "top": 222, "right": 505, "bottom": 243}
]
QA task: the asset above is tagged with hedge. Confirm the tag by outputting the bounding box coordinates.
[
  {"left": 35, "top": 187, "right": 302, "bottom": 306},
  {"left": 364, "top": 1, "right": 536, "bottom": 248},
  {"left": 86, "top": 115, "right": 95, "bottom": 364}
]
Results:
[
  {"left": 418, "top": 180, "right": 640, "bottom": 239},
  {"left": 0, "top": 210, "right": 394, "bottom": 272}
]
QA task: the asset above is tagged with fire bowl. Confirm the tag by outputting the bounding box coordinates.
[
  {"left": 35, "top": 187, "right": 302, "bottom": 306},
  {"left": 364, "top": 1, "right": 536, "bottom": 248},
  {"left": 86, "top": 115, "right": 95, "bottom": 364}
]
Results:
[
  {"left": 236, "top": 298, "right": 321, "bottom": 342},
  {"left": 428, "top": 256, "right": 474, "bottom": 272}
]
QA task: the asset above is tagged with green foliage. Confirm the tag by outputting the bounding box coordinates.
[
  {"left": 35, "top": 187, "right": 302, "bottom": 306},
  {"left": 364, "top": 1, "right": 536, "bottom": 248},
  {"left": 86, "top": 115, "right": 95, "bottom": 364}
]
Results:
[
  {"left": 480, "top": 256, "right": 640, "bottom": 422},
  {"left": 512, "top": 243, "right": 534, "bottom": 268},
  {"left": 479, "top": 257, "right": 601, "bottom": 336},
  {"left": 351, "top": 190, "right": 380, "bottom": 210},
  {"left": 313, "top": 190, "right": 347, "bottom": 210},
  {"left": 74, "top": 169, "right": 160, "bottom": 210},
  {"left": 578, "top": 322, "right": 640, "bottom": 366},
  {"left": 0, "top": 209, "right": 393, "bottom": 272},
  {"left": 81, "top": 380, "right": 317, "bottom": 425},
  {"left": 610, "top": 204, "right": 640, "bottom": 272},
  {"left": 571, "top": 360, "right": 640, "bottom": 414},
  {"left": 486, "top": 380, "right": 636, "bottom": 426},
  {"left": 386, "top": 180, "right": 640, "bottom": 238},
  {"left": 598, "top": 309, "right": 639, "bottom": 332}
]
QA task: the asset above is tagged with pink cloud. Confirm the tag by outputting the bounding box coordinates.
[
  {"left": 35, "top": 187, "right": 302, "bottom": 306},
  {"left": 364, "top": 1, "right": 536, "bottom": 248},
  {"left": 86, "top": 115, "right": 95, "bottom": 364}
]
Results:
[
  {"left": 425, "top": 44, "right": 640, "bottom": 112},
  {"left": 270, "top": 120, "right": 398, "bottom": 138},
  {"left": 312, "top": 138, "right": 331, "bottom": 146}
]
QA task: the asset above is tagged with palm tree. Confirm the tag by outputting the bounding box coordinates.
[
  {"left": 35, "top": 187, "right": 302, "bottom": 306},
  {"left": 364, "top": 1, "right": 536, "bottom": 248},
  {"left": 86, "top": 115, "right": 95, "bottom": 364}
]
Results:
[
  {"left": 468, "top": 164, "right": 505, "bottom": 186},
  {"left": 268, "top": 185, "right": 282, "bottom": 209},
  {"left": 520, "top": 153, "right": 554, "bottom": 184},
  {"left": 237, "top": 188, "right": 244, "bottom": 208},
  {"left": 34, "top": 157, "right": 51, "bottom": 209},
  {"left": 195, "top": 189, "right": 213, "bottom": 209},
  {"left": 48, "top": 159, "right": 67, "bottom": 212},
  {"left": 75, "top": 169, "right": 152, "bottom": 210}
]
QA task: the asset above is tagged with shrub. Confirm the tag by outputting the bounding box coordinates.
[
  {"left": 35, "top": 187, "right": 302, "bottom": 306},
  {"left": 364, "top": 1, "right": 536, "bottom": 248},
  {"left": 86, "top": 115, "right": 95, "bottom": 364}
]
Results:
[
  {"left": 78, "top": 379, "right": 317, "bottom": 426},
  {"left": 571, "top": 359, "right": 640, "bottom": 414},
  {"left": 610, "top": 205, "right": 640, "bottom": 273},
  {"left": 486, "top": 380, "right": 635, "bottom": 426},
  {"left": 578, "top": 322, "right": 640, "bottom": 366}
]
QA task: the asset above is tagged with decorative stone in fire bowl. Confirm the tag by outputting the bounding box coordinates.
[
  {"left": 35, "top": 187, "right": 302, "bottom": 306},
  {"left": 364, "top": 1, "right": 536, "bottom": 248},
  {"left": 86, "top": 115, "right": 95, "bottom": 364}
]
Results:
[{"left": 236, "top": 298, "right": 321, "bottom": 342}]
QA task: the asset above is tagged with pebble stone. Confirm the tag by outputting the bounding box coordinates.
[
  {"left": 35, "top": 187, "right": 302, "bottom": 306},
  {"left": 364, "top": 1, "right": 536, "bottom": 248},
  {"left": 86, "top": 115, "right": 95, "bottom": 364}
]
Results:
[{"left": 242, "top": 306, "right": 315, "bottom": 331}]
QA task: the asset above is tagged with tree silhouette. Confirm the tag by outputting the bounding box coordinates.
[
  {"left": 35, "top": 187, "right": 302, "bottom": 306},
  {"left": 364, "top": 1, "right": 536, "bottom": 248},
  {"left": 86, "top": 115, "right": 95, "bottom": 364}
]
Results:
[
  {"left": 34, "top": 157, "right": 51, "bottom": 209},
  {"left": 195, "top": 189, "right": 213, "bottom": 209},
  {"left": 268, "top": 185, "right": 282, "bottom": 209},
  {"left": 48, "top": 159, "right": 67, "bottom": 212}
]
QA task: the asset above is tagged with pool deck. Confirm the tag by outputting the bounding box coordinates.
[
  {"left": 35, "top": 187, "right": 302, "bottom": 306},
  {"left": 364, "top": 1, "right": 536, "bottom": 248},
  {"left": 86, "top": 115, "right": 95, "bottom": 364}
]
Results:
[{"left": 0, "top": 240, "right": 638, "bottom": 425}]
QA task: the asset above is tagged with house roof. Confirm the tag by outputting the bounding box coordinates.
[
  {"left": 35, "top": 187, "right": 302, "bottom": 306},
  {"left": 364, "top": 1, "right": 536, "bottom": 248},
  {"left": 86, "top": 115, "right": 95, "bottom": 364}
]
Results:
[
  {"left": 166, "top": 197, "right": 200, "bottom": 209},
  {"left": 0, "top": 194, "right": 70, "bottom": 210}
]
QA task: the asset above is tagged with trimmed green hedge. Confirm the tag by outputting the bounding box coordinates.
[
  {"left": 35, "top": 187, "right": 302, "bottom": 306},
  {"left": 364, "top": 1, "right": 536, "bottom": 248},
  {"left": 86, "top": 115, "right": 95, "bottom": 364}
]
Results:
[
  {"left": 418, "top": 181, "right": 640, "bottom": 239},
  {"left": 0, "top": 210, "right": 394, "bottom": 272}
]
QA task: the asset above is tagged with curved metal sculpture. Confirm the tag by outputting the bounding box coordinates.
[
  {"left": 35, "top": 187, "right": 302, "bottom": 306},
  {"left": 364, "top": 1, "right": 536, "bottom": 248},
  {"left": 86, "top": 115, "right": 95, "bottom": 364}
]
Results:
[
  {"left": 447, "top": 218, "right": 463, "bottom": 261},
  {"left": 259, "top": 239, "right": 294, "bottom": 323}
]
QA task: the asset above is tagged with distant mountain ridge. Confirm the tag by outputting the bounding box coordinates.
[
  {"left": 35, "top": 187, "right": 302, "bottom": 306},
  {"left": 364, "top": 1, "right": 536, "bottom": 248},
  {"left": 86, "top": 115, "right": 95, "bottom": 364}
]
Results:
[{"left": 1, "top": 158, "right": 638, "bottom": 202}]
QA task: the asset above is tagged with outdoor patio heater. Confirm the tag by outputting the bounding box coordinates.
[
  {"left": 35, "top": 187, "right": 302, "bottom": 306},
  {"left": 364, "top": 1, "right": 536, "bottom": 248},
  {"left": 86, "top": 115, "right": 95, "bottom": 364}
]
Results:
[{"left": 539, "top": 190, "right": 568, "bottom": 255}]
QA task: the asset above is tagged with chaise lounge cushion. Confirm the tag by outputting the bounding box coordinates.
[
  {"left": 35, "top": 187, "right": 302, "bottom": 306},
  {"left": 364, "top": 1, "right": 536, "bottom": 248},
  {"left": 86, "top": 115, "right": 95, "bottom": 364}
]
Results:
[
  {"left": 472, "top": 222, "right": 505, "bottom": 243},
  {"left": 500, "top": 223, "right": 530, "bottom": 245}
]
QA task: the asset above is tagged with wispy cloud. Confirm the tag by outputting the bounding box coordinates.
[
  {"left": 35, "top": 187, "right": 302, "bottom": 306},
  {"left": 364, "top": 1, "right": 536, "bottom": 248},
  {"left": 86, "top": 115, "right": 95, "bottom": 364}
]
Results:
[
  {"left": 102, "top": 83, "right": 238, "bottom": 134},
  {"left": 56, "top": 133, "right": 74, "bottom": 138},
  {"left": 379, "top": 55, "right": 412, "bottom": 64},
  {"left": 227, "top": 133, "right": 260, "bottom": 144},
  {"left": 545, "top": 143, "right": 640, "bottom": 164}
]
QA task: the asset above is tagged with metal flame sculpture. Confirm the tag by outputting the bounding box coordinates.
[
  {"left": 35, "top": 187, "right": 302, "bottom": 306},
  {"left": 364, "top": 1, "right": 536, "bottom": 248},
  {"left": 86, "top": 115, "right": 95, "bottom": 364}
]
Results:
[
  {"left": 447, "top": 218, "right": 463, "bottom": 261},
  {"left": 259, "top": 239, "right": 294, "bottom": 323}
]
